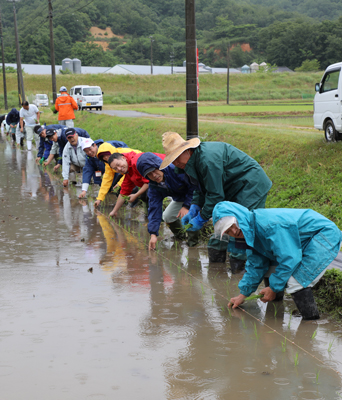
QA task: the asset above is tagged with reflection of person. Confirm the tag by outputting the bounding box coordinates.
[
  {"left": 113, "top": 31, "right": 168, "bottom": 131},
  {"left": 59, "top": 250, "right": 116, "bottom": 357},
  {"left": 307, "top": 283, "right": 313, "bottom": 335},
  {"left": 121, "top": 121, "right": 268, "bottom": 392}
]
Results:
[
  {"left": 213, "top": 201, "right": 342, "bottom": 320},
  {"left": 159, "top": 132, "right": 272, "bottom": 271},
  {"left": 19, "top": 101, "right": 40, "bottom": 151},
  {"left": 79, "top": 138, "right": 128, "bottom": 198},
  {"left": 93, "top": 143, "right": 142, "bottom": 208},
  {"left": 55, "top": 86, "right": 78, "bottom": 127},
  {"left": 136, "top": 152, "right": 198, "bottom": 250}
]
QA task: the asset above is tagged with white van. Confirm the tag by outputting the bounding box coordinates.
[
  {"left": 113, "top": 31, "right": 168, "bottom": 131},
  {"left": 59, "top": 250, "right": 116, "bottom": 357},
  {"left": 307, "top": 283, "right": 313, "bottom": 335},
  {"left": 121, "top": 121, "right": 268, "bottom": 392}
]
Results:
[
  {"left": 314, "top": 62, "right": 342, "bottom": 142},
  {"left": 69, "top": 85, "right": 103, "bottom": 111},
  {"left": 33, "top": 94, "right": 49, "bottom": 107}
]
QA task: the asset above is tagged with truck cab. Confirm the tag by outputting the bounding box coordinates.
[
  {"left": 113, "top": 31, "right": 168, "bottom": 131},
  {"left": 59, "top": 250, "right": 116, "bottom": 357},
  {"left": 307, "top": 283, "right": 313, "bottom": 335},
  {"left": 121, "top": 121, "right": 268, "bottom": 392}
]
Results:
[
  {"left": 313, "top": 62, "right": 342, "bottom": 142},
  {"left": 70, "top": 85, "right": 103, "bottom": 111}
]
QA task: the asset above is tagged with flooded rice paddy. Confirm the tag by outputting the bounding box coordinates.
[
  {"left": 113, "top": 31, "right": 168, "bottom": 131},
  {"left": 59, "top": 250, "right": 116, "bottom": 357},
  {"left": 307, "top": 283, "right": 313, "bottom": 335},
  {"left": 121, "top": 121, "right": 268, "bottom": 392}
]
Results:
[{"left": 1, "top": 137, "right": 342, "bottom": 399}]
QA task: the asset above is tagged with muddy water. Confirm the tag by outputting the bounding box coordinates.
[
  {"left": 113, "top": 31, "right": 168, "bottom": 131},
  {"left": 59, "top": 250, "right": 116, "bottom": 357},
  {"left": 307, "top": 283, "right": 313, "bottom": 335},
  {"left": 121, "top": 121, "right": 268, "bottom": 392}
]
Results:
[{"left": 1, "top": 139, "right": 342, "bottom": 400}]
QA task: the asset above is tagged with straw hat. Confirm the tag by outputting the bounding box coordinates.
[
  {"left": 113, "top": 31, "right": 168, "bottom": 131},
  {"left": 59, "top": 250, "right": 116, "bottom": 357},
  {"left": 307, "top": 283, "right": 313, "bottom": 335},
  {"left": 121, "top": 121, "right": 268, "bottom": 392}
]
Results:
[{"left": 159, "top": 132, "right": 200, "bottom": 170}]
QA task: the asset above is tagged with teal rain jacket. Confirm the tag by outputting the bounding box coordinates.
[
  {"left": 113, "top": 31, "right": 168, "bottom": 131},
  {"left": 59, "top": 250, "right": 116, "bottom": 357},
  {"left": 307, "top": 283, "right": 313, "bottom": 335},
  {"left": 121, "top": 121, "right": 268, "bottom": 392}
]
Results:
[
  {"left": 213, "top": 201, "right": 342, "bottom": 296},
  {"left": 183, "top": 142, "right": 272, "bottom": 220}
]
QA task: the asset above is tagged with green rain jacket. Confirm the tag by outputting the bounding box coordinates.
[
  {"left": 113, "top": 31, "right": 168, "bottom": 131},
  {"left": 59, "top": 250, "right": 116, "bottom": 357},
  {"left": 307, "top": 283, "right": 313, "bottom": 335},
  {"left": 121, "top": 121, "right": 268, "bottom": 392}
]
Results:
[{"left": 184, "top": 142, "right": 272, "bottom": 220}]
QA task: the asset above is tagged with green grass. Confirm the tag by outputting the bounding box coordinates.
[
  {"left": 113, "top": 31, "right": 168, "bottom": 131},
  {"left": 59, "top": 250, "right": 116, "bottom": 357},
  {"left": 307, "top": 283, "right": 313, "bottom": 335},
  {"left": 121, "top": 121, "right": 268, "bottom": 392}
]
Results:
[
  {"left": 136, "top": 104, "right": 313, "bottom": 116},
  {"left": 0, "top": 71, "right": 322, "bottom": 109}
]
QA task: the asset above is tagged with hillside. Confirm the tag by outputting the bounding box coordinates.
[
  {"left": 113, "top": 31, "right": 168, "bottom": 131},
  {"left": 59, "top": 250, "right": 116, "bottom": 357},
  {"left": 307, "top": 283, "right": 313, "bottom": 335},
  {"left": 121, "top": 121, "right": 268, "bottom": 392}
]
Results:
[{"left": 0, "top": 0, "right": 342, "bottom": 70}]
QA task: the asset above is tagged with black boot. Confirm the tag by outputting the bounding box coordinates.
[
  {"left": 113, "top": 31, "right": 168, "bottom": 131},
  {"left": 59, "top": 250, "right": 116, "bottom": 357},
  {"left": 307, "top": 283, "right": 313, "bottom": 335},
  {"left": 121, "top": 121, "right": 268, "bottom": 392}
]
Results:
[
  {"left": 228, "top": 256, "right": 246, "bottom": 274},
  {"left": 167, "top": 219, "right": 185, "bottom": 240},
  {"left": 291, "top": 287, "right": 320, "bottom": 320},
  {"left": 208, "top": 247, "right": 227, "bottom": 263},
  {"left": 264, "top": 277, "right": 284, "bottom": 301},
  {"left": 187, "top": 230, "right": 200, "bottom": 247}
]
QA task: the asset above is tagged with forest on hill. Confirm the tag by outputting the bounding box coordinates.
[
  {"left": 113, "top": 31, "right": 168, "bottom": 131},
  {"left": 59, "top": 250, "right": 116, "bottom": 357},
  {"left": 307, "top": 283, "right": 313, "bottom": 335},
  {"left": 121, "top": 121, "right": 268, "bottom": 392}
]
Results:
[{"left": 1, "top": 0, "right": 342, "bottom": 70}]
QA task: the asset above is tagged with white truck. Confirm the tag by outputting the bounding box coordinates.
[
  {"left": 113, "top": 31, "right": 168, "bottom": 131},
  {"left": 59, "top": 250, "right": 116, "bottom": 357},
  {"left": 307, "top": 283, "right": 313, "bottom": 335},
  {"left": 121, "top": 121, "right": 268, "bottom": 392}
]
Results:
[
  {"left": 314, "top": 61, "right": 342, "bottom": 142},
  {"left": 33, "top": 94, "right": 49, "bottom": 107},
  {"left": 69, "top": 85, "right": 103, "bottom": 111}
]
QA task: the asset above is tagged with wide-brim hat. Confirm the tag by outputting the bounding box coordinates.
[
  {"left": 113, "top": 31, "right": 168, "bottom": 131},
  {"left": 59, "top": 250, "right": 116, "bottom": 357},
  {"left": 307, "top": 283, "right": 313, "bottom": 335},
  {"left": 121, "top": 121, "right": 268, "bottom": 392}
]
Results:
[{"left": 159, "top": 132, "right": 200, "bottom": 170}]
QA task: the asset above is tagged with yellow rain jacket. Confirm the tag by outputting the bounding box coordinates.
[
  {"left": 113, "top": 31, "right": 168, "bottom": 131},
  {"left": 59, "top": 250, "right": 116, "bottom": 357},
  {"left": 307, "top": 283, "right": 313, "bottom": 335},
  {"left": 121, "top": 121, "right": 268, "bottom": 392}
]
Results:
[{"left": 96, "top": 142, "right": 141, "bottom": 201}]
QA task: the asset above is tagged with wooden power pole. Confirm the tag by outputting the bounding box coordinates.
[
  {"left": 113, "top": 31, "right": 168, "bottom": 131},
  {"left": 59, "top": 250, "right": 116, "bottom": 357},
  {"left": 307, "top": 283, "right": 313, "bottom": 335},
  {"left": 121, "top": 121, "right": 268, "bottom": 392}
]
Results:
[
  {"left": 12, "top": 0, "right": 25, "bottom": 105},
  {"left": 185, "top": 0, "right": 198, "bottom": 139},
  {"left": 0, "top": 8, "right": 8, "bottom": 110},
  {"left": 48, "top": 0, "right": 57, "bottom": 102}
]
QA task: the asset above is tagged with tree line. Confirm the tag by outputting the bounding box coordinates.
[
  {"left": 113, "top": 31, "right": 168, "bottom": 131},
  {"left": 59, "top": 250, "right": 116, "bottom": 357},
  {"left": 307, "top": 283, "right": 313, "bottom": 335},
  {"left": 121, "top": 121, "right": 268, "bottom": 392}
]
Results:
[{"left": 0, "top": 0, "right": 342, "bottom": 70}]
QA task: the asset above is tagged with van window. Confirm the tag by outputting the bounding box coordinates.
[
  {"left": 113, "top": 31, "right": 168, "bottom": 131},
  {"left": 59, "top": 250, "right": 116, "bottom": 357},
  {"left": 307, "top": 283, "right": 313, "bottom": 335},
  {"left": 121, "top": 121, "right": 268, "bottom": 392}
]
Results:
[
  {"left": 75, "top": 88, "right": 82, "bottom": 95},
  {"left": 83, "top": 87, "right": 102, "bottom": 96},
  {"left": 70, "top": 89, "right": 74, "bottom": 95},
  {"left": 321, "top": 70, "right": 340, "bottom": 93}
]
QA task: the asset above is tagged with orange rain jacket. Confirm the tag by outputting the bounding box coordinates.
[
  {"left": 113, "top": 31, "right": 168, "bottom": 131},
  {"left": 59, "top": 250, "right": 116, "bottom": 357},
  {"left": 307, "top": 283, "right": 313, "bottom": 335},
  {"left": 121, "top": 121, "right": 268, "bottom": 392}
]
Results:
[{"left": 55, "top": 92, "right": 78, "bottom": 121}]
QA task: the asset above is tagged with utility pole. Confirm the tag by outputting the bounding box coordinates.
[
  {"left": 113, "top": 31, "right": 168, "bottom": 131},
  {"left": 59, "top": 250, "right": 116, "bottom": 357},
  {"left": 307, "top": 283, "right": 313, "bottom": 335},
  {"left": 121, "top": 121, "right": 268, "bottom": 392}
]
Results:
[
  {"left": 11, "top": 0, "right": 25, "bottom": 105},
  {"left": 170, "top": 50, "right": 174, "bottom": 74},
  {"left": 149, "top": 36, "right": 154, "bottom": 75},
  {"left": 48, "top": 0, "right": 57, "bottom": 102},
  {"left": 185, "top": 0, "right": 198, "bottom": 139},
  {"left": 0, "top": 8, "right": 8, "bottom": 110},
  {"left": 226, "top": 43, "right": 230, "bottom": 105}
]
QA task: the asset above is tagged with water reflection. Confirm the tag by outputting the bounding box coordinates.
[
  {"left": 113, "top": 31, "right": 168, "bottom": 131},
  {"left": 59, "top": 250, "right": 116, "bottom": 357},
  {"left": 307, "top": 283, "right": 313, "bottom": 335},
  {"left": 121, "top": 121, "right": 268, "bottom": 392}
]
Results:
[{"left": 0, "top": 140, "right": 342, "bottom": 399}]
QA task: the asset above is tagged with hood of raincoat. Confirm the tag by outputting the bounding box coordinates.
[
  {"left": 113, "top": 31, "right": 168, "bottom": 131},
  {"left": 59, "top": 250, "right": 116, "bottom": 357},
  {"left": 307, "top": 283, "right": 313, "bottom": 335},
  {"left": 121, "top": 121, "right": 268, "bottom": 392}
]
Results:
[
  {"left": 57, "top": 93, "right": 71, "bottom": 103},
  {"left": 212, "top": 201, "right": 255, "bottom": 247},
  {"left": 136, "top": 152, "right": 164, "bottom": 178},
  {"left": 97, "top": 142, "right": 119, "bottom": 159}
]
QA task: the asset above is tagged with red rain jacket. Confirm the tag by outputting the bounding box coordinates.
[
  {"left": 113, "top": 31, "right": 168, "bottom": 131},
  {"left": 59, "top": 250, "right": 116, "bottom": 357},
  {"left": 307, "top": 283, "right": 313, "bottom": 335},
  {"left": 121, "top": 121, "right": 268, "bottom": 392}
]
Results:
[{"left": 120, "top": 152, "right": 166, "bottom": 196}]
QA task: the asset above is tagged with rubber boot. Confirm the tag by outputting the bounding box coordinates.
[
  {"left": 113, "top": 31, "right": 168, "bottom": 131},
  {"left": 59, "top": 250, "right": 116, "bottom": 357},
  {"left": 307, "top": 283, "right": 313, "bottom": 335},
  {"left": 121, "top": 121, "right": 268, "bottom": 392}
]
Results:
[
  {"left": 264, "top": 277, "right": 284, "bottom": 301},
  {"left": 20, "top": 137, "right": 24, "bottom": 147},
  {"left": 27, "top": 140, "right": 32, "bottom": 151},
  {"left": 208, "top": 247, "right": 227, "bottom": 262},
  {"left": 291, "top": 287, "right": 320, "bottom": 320},
  {"left": 167, "top": 219, "right": 185, "bottom": 240},
  {"left": 228, "top": 256, "right": 246, "bottom": 274},
  {"left": 187, "top": 230, "right": 200, "bottom": 247}
]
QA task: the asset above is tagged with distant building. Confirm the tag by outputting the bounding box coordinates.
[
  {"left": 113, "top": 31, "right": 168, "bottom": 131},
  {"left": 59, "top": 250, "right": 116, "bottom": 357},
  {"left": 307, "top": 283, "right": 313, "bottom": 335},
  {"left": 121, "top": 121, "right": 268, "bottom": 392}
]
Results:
[{"left": 3, "top": 62, "right": 292, "bottom": 75}]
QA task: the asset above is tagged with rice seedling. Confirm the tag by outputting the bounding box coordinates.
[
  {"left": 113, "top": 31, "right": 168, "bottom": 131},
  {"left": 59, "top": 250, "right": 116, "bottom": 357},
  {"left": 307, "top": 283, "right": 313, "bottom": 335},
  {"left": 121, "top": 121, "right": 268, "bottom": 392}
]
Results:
[
  {"left": 273, "top": 303, "right": 279, "bottom": 318},
  {"left": 281, "top": 337, "right": 287, "bottom": 353},
  {"left": 212, "top": 294, "right": 214, "bottom": 304},
  {"left": 287, "top": 310, "right": 293, "bottom": 329},
  {"left": 244, "top": 294, "right": 264, "bottom": 302},
  {"left": 227, "top": 307, "right": 232, "bottom": 317},
  {"left": 241, "top": 317, "right": 247, "bottom": 329},
  {"left": 314, "top": 369, "right": 321, "bottom": 385},
  {"left": 201, "top": 284, "right": 205, "bottom": 295},
  {"left": 220, "top": 303, "right": 225, "bottom": 311},
  {"left": 189, "top": 277, "right": 192, "bottom": 287},
  {"left": 214, "top": 272, "right": 220, "bottom": 280},
  {"left": 253, "top": 322, "right": 260, "bottom": 340},
  {"left": 311, "top": 330, "right": 317, "bottom": 340},
  {"left": 294, "top": 352, "right": 299, "bottom": 366},
  {"left": 328, "top": 339, "right": 335, "bottom": 353}
]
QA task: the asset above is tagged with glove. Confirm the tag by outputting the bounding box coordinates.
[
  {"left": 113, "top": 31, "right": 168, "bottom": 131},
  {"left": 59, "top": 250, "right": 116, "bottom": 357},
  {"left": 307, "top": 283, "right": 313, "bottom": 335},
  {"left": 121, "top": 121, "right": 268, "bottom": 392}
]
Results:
[
  {"left": 181, "top": 204, "right": 201, "bottom": 227},
  {"left": 39, "top": 157, "right": 45, "bottom": 165},
  {"left": 187, "top": 213, "right": 209, "bottom": 232}
]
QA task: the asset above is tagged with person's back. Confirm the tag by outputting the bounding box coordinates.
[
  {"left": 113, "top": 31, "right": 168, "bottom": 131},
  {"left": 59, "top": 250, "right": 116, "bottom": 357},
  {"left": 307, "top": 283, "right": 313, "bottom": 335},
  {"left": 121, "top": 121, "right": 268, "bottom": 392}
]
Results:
[{"left": 55, "top": 86, "right": 78, "bottom": 127}]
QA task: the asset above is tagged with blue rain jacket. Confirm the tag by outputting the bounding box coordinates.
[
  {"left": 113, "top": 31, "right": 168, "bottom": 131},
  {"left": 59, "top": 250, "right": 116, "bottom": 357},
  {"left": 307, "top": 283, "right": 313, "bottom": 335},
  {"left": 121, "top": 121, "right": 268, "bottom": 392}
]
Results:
[
  {"left": 37, "top": 124, "right": 65, "bottom": 159},
  {"left": 6, "top": 108, "right": 20, "bottom": 126},
  {"left": 56, "top": 126, "right": 90, "bottom": 165},
  {"left": 136, "top": 152, "right": 197, "bottom": 236},
  {"left": 213, "top": 201, "right": 342, "bottom": 296},
  {"left": 82, "top": 139, "right": 128, "bottom": 187}
]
